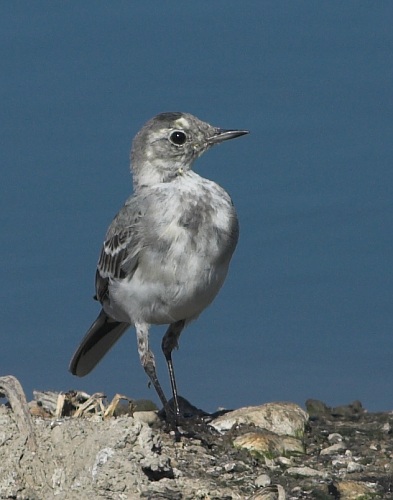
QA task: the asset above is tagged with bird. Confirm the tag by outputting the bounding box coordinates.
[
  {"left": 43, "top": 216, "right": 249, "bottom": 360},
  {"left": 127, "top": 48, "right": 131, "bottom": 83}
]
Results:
[{"left": 69, "top": 112, "right": 248, "bottom": 421}]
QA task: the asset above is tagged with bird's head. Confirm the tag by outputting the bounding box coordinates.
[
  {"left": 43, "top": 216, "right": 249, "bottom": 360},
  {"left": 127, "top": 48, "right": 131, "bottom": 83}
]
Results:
[{"left": 130, "top": 112, "right": 248, "bottom": 188}]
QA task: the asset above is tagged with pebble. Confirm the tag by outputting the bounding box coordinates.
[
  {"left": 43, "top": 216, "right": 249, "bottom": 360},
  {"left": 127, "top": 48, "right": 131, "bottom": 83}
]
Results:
[
  {"left": 320, "top": 442, "right": 346, "bottom": 455},
  {"left": 286, "top": 466, "right": 326, "bottom": 478},
  {"left": 224, "top": 462, "right": 236, "bottom": 472},
  {"left": 346, "top": 461, "right": 364, "bottom": 473},
  {"left": 334, "top": 479, "right": 375, "bottom": 498},
  {"left": 276, "top": 456, "right": 292, "bottom": 466},
  {"left": 327, "top": 432, "right": 343, "bottom": 443},
  {"left": 250, "top": 484, "right": 286, "bottom": 499},
  {"left": 233, "top": 431, "right": 304, "bottom": 461},
  {"left": 211, "top": 402, "right": 308, "bottom": 437},
  {"left": 255, "top": 473, "right": 271, "bottom": 488},
  {"left": 132, "top": 410, "right": 159, "bottom": 426}
]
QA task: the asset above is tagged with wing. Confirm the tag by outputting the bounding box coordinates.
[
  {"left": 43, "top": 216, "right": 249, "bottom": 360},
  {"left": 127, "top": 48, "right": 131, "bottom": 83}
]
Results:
[{"left": 95, "top": 196, "right": 146, "bottom": 304}]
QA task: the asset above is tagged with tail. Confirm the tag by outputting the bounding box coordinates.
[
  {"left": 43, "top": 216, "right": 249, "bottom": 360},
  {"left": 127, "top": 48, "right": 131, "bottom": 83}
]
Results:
[{"left": 69, "top": 309, "right": 130, "bottom": 377}]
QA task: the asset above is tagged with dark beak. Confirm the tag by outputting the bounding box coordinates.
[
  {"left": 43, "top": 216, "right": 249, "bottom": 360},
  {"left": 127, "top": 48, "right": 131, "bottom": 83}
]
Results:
[{"left": 207, "top": 128, "right": 249, "bottom": 145}]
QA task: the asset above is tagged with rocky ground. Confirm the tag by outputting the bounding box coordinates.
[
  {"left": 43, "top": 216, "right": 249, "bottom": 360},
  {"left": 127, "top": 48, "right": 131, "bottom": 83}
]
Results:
[{"left": 1, "top": 375, "right": 393, "bottom": 499}]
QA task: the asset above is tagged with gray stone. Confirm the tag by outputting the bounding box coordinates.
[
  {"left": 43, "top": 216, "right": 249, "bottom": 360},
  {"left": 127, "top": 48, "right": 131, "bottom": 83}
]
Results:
[
  {"left": 132, "top": 410, "right": 159, "bottom": 425},
  {"left": 320, "top": 442, "right": 346, "bottom": 455},
  {"left": 286, "top": 466, "right": 327, "bottom": 478},
  {"left": 346, "top": 461, "right": 364, "bottom": 473},
  {"left": 250, "top": 484, "right": 286, "bottom": 499},
  {"left": 327, "top": 432, "right": 343, "bottom": 443},
  {"left": 255, "top": 473, "right": 271, "bottom": 487},
  {"left": 233, "top": 431, "right": 305, "bottom": 461},
  {"left": 211, "top": 402, "right": 308, "bottom": 437}
]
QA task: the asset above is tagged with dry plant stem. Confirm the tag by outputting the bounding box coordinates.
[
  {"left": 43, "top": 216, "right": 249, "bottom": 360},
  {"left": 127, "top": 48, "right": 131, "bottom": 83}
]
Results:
[{"left": 0, "top": 375, "right": 37, "bottom": 451}]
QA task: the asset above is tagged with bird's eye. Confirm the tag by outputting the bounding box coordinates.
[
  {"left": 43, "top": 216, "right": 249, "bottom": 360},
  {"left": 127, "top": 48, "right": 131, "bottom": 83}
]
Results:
[{"left": 169, "top": 130, "right": 187, "bottom": 146}]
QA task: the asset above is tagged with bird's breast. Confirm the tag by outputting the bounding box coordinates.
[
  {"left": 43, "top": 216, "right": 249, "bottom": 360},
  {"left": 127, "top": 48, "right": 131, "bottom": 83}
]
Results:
[
  {"left": 152, "top": 176, "right": 239, "bottom": 262},
  {"left": 106, "top": 176, "right": 239, "bottom": 325}
]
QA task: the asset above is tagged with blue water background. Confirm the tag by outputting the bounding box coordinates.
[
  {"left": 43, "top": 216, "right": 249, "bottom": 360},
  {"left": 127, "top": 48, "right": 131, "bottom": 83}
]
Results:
[{"left": 1, "top": 2, "right": 392, "bottom": 411}]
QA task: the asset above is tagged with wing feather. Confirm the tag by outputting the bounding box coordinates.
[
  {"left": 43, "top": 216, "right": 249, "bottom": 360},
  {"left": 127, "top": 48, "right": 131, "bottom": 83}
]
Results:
[{"left": 95, "top": 197, "right": 145, "bottom": 303}]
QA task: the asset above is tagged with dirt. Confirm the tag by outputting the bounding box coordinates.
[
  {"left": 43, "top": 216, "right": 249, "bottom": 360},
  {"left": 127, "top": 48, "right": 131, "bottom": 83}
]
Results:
[{"left": 1, "top": 376, "right": 393, "bottom": 499}]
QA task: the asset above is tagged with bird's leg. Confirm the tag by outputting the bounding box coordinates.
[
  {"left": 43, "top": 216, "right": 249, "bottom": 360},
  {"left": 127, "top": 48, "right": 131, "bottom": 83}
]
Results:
[
  {"left": 135, "top": 323, "right": 169, "bottom": 414},
  {"left": 162, "top": 320, "right": 185, "bottom": 419}
]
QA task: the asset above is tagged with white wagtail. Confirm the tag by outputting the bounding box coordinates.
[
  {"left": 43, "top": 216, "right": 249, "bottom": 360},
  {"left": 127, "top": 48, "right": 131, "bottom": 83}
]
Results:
[{"left": 69, "top": 112, "right": 248, "bottom": 421}]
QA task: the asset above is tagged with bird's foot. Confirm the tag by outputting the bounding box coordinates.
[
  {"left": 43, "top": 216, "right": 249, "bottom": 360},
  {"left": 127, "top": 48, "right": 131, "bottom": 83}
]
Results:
[{"left": 159, "top": 395, "right": 215, "bottom": 441}]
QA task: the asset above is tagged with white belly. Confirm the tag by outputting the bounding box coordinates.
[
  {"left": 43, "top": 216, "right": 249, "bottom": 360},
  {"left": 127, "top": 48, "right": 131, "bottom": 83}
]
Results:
[{"left": 105, "top": 254, "right": 230, "bottom": 325}]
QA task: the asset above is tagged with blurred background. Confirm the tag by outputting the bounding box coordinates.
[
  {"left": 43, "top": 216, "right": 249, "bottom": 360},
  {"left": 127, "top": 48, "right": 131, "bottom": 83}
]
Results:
[{"left": 1, "top": 2, "right": 392, "bottom": 412}]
